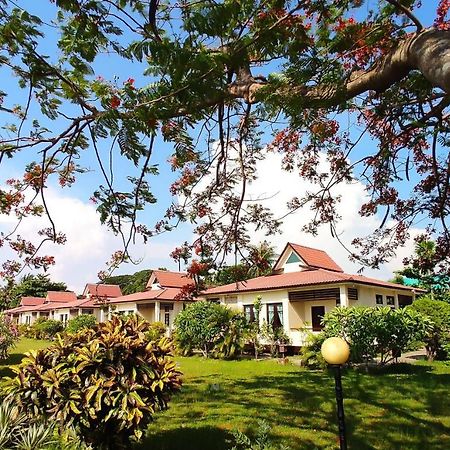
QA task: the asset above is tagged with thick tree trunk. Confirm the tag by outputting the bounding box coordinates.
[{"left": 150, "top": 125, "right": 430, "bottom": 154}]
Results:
[{"left": 228, "top": 27, "right": 450, "bottom": 105}]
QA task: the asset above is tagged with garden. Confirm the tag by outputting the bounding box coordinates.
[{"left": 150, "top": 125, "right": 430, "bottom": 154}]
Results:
[{"left": 0, "top": 299, "right": 449, "bottom": 449}]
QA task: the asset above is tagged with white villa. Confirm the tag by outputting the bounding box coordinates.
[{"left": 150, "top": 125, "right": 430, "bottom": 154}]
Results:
[{"left": 203, "top": 243, "right": 419, "bottom": 347}]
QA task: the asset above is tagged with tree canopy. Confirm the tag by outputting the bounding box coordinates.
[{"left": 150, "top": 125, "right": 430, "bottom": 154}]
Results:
[{"left": 0, "top": 0, "right": 449, "bottom": 279}]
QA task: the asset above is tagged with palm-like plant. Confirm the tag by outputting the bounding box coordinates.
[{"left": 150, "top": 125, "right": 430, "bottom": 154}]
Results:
[{"left": 246, "top": 241, "right": 277, "bottom": 278}]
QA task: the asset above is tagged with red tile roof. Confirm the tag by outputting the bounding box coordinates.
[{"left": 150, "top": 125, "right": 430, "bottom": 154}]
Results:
[
  {"left": 204, "top": 268, "right": 416, "bottom": 295},
  {"left": 287, "top": 243, "right": 343, "bottom": 272},
  {"left": 146, "top": 270, "right": 193, "bottom": 289},
  {"left": 84, "top": 284, "right": 122, "bottom": 298},
  {"left": 46, "top": 291, "right": 77, "bottom": 303},
  {"left": 21, "top": 297, "right": 46, "bottom": 306},
  {"left": 108, "top": 287, "right": 190, "bottom": 304}
]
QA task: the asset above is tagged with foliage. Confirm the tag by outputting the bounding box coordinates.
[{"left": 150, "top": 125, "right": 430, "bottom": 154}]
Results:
[
  {"left": 245, "top": 296, "right": 263, "bottom": 359},
  {"left": 246, "top": 242, "right": 277, "bottom": 278},
  {"left": 3, "top": 315, "right": 182, "bottom": 449},
  {"left": 65, "top": 314, "right": 97, "bottom": 334},
  {"left": 322, "top": 306, "right": 432, "bottom": 365},
  {"left": 410, "top": 297, "right": 450, "bottom": 360},
  {"left": 0, "top": 399, "right": 56, "bottom": 450},
  {"left": 146, "top": 321, "right": 167, "bottom": 341},
  {"left": 260, "top": 322, "right": 291, "bottom": 358},
  {"left": 0, "top": 313, "right": 19, "bottom": 360},
  {"left": 174, "top": 301, "right": 246, "bottom": 358},
  {"left": 299, "top": 332, "right": 327, "bottom": 369},
  {"left": 32, "top": 318, "right": 64, "bottom": 340},
  {"left": 0, "top": 275, "right": 67, "bottom": 310},
  {"left": 102, "top": 269, "right": 151, "bottom": 295},
  {"left": 213, "top": 264, "right": 251, "bottom": 286},
  {"left": 230, "top": 420, "right": 290, "bottom": 450},
  {"left": 399, "top": 238, "right": 450, "bottom": 302},
  {"left": 1, "top": 1, "right": 449, "bottom": 285}
]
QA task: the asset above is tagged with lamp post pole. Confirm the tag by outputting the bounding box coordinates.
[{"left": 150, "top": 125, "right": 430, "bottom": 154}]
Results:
[
  {"left": 321, "top": 337, "right": 350, "bottom": 450},
  {"left": 331, "top": 364, "right": 347, "bottom": 450}
]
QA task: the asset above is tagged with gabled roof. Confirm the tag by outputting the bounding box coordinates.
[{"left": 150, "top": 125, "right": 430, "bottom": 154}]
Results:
[
  {"left": 46, "top": 291, "right": 77, "bottom": 303},
  {"left": 274, "top": 243, "right": 343, "bottom": 273},
  {"left": 21, "top": 296, "right": 46, "bottom": 306},
  {"left": 146, "top": 270, "right": 193, "bottom": 289},
  {"left": 204, "top": 268, "right": 416, "bottom": 295},
  {"left": 108, "top": 287, "right": 189, "bottom": 304},
  {"left": 83, "top": 283, "right": 122, "bottom": 298}
]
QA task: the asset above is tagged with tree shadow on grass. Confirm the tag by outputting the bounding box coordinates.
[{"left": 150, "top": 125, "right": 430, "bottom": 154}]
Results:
[
  {"left": 0, "top": 352, "right": 25, "bottom": 379},
  {"left": 134, "top": 426, "right": 232, "bottom": 450}
]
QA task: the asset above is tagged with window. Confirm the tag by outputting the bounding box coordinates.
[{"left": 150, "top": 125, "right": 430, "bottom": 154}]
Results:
[
  {"left": 386, "top": 296, "right": 395, "bottom": 307},
  {"left": 311, "top": 306, "right": 325, "bottom": 331},
  {"left": 376, "top": 294, "right": 384, "bottom": 305},
  {"left": 267, "top": 303, "right": 283, "bottom": 329},
  {"left": 244, "top": 305, "right": 255, "bottom": 323},
  {"left": 398, "top": 295, "right": 413, "bottom": 308},
  {"left": 348, "top": 288, "right": 358, "bottom": 300},
  {"left": 164, "top": 312, "right": 170, "bottom": 326}
]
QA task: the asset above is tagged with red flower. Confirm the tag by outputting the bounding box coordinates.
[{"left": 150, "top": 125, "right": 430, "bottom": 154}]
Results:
[{"left": 110, "top": 96, "right": 121, "bottom": 109}]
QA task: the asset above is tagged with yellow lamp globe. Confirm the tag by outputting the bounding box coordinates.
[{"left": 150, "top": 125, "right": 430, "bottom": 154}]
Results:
[{"left": 321, "top": 337, "right": 350, "bottom": 365}]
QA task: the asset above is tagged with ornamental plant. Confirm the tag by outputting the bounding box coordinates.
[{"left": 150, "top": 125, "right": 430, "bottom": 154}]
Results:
[
  {"left": 322, "top": 306, "right": 431, "bottom": 365},
  {"left": 174, "top": 301, "right": 246, "bottom": 358},
  {"left": 3, "top": 315, "right": 182, "bottom": 449},
  {"left": 32, "top": 318, "right": 64, "bottom": 340},
  {"left": 65, "top": 314, "right": 97, "bottom": 334},
  {"left": 0, "top": 313, "right": 19, "bottom": 360}
]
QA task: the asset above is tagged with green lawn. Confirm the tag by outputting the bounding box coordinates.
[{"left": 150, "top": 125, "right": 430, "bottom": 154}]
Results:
[
  {"left": 1, "top": 339, "right": 449, "bottom": 450},
  {"left": 138, "top": 357, "right": 450, "bottom": 450},
  {"left": 0, "top": 337, "right": 51, "bottom": 378}
]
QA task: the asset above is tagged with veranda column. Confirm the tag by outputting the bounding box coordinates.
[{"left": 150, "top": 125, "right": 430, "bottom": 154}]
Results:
[
  {"left": 339, "top": 286, "right": 349, "bottom": 307},
  {"left": 155, "top": 301, "right": 160, "bottom": 323}
]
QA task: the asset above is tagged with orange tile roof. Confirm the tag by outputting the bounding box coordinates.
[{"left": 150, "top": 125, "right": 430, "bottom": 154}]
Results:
[
  {"left": 288, "top": 243, "right": 343, "bottom": 272},
  {"left": 108, "top": 287, "right": 190, "bottom": 304},
  {"left": 20, "top": 296, "right": 46, "bottom": 306},
  {"left": 147, "top": 270, "right": 193, "bottom": 289},
  {"left": 204, "top": 268, "right": 415, "bottom": 295},
  {"left": 46, "top": 291, "right": 77, "bottom": 303},
  {"left": 84, "top": 283, "right": 122, "bottom": 298}
]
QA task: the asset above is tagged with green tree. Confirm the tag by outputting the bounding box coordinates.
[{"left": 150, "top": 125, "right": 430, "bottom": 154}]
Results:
[
  {"left": 247, "top": 241, "right": 277, "bottom": 278},
  {"left": 103, "top": 269, "right": 151, "bottom": 295},
  {"left": 1, "top": 274, "right": 67, "bottom": 309},
  {"left": 0, "top": 1, "right": 450, "bottom": 278},
  {"left": 410, "top": 296, "right": 450, "bottom": 360},
  {"left": 174, "top": 301, "right": 245, "bottom": 358}
]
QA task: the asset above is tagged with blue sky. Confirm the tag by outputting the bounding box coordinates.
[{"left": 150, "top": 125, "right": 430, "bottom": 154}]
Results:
[{"left": 0, "top": 1, "right": 442, "bottom": 292}]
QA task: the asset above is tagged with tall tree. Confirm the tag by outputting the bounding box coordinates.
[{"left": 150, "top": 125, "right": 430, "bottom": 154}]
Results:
[{"left": 0, "top": 1, "right": 449, "bottom": 279}]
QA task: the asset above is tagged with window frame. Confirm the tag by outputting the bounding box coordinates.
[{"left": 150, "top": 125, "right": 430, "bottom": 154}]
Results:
[
  {"left": 386, "top": 295, "right": 395, "bottom": 307},
  {"left": 311, "top": 306, "right": 326, "bottom": 332},
  {"left": 244, "top": 304, "right": 255, "bottom": 323},
  {"left": 267, "top": 303, "right": 284, "bottom": 329},
  {"left": 375, "top": 294, "right": 384, "bottom": 305}
]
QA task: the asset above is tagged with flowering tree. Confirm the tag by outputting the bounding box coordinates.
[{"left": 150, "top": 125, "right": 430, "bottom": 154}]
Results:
[
  {"left": 0, "top": 313, "right": 19, "bottom": 359},
  {"left": 0, "top": 1, "right": 450, "bottom": 279}
]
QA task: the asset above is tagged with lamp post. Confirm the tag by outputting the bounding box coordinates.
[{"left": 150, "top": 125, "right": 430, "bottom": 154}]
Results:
[{"left": 321, "top": 337, "right": 350, "bottom": 450}]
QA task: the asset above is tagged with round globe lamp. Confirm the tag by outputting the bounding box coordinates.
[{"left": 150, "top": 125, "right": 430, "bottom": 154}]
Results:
[
  {"left": 321, "top": 337, "right": 350, "bottom": 450},
  {"left": 321, "top": 337, "right": 350, "bottom": 366}
]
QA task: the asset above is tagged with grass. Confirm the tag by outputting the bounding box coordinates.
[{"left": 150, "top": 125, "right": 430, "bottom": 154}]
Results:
[
  {"left": 0, "top": 337, "right": 51, "bottom": 378},
  {"left": 1, "top": 339, "right": 449, "bottom": 449},
  {"left": 137, "top": 357, "right": 450, "bottom": 450}
]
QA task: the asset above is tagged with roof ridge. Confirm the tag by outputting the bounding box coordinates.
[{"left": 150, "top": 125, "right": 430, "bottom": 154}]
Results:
[{"left": 289, "top": 242, "right": 329, "bottom": 253}]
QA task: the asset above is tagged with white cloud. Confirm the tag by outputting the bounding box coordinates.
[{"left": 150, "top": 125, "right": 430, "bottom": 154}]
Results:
[
  {"left": 207, "top": 149, "right": 423, "bottom": 280},
  {"left": 0, "top": 188, "right": 182, "bottom": 293}
]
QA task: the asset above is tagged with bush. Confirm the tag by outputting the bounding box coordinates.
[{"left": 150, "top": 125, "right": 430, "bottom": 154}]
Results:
[
  {"left": 174, "top": 301, "right": 246, "bottom": 358},
  {"left": 0, "top": 313, "right": 19, "bottom": 360},
  {"left": 3, "top": 315, "right": 182, "bottom": 449},
  {"left": 230, "top": 420, "right": 290, "bottom": 450},
  {"left": 0, "top": 399, "right": 55, "bottom": 449},
  {"left": 322, "top": 306, "right": 431, "bottom": 365},
  {"left": 300, "top": 332, "right": 327, "bottom": 369},
  {"left": 146, "top": 321, "right": 167, "bottom": 341},
  {"left": 260, "top": 322, "right": 291, "bottom": 358},
  {"left": 33, "top": 318, "right": 63, "bottom": 340},
  {"left": 65, "top": 314, "right": 97, "bottom": 334},
  {"left": 410, "top": 297, "right": 450, "bottom": 360}
]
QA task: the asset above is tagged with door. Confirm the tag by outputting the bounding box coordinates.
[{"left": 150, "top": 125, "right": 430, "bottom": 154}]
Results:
[{"left": 311, "top": 306, "right": 325, "bottom": 331}]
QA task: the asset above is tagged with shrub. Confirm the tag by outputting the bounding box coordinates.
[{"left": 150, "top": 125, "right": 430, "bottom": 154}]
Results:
[
  {"left": 410, "top": 297, "right": 450, "bottom": 360},
  {"left": 174, "top": 301, "right": 246, "bottom": 358},
  {"left": 322, "top": 306, "right": 431, "bottom": 365},
  {"left": 260, "top": 322, "right": 291, "bottom": 357},
  {"left": 230, "top": 420, "right": 290, "bottom": 450},
  {"left": 3, "top": 315, "right": 182, "bottom": 449},
  {"left": 33, "top": 318, "right": 63, "bottom": 340},
  {"left": 65, "top": 314, "right": 97, "bottom": 334},
  {"left": 146, "top": 321, "right": 167, "bottom": 341},
  {"left": 0, "top": 313, "right": 19, "bottom": 360},
  {"left": 300, "top": 332, "right": 327, "bottom": 369},
  {"left": 0, "top": 399, "right": 55, "bottom": 449},
  {"left": 18, "top": 324, "right": 34, "bottom": 338}
]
